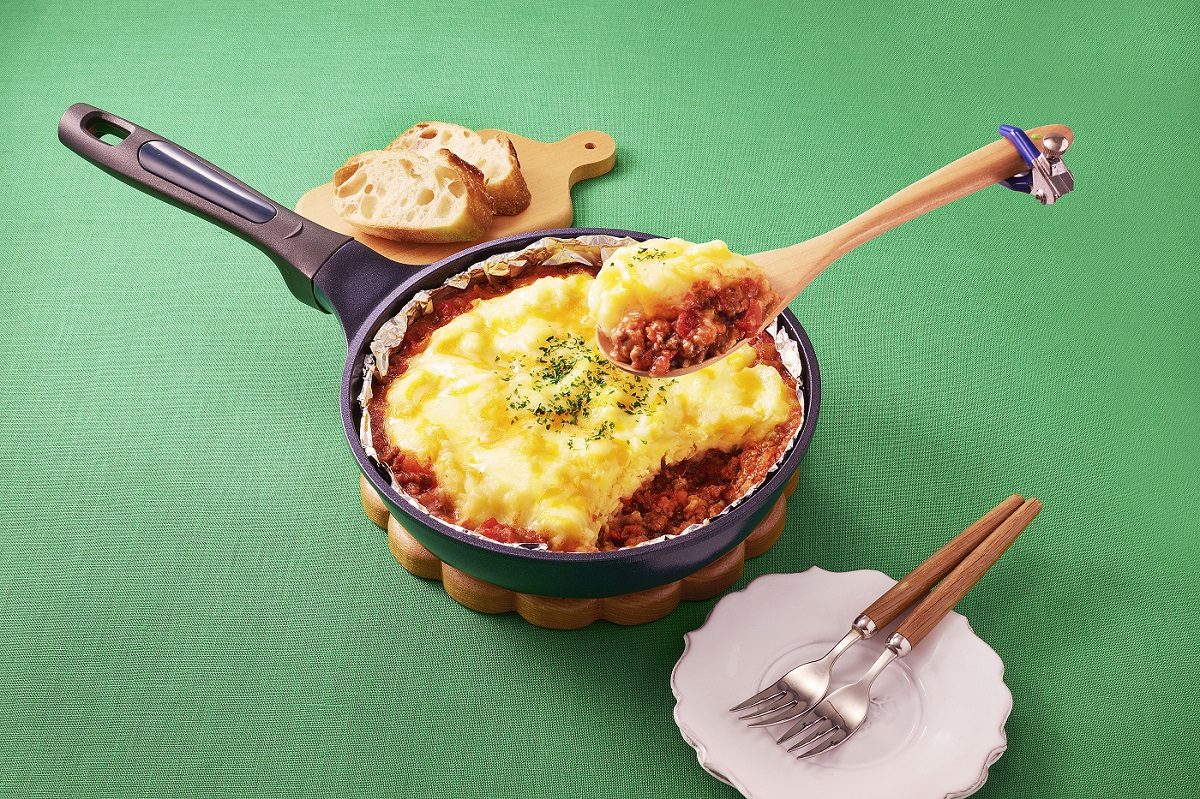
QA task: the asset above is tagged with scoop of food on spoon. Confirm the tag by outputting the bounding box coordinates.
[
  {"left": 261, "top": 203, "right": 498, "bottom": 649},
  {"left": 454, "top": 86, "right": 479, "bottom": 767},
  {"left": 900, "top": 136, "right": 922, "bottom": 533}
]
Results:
[{"left": 591, "top": 124, "right": 1074, "bottom": 378}]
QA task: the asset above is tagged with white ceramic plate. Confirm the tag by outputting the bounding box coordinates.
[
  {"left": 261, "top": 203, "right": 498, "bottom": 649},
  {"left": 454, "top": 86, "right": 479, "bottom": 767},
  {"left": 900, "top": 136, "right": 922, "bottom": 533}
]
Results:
[{"left": 672, "top": 568, "right": 1011, "bottom": 799}]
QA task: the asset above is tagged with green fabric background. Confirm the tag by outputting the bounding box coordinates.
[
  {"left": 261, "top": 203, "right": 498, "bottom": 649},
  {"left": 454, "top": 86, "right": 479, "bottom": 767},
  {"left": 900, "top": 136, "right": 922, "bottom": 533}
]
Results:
[{"left": 2, "top": 1, "right": 1197, "bottom": 797}]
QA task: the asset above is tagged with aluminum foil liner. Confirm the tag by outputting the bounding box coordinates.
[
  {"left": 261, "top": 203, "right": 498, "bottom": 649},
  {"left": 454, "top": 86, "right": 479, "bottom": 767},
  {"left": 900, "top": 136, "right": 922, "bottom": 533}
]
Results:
[{"left": 359, "top": 235, "right": 806, "bottom": 552}]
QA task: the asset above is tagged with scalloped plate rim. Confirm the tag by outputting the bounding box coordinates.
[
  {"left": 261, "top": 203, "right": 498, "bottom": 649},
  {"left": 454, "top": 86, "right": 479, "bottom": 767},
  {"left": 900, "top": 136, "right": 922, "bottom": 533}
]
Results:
[{"left": 671, "top": 566, "right": 1013, "bottom": 799}]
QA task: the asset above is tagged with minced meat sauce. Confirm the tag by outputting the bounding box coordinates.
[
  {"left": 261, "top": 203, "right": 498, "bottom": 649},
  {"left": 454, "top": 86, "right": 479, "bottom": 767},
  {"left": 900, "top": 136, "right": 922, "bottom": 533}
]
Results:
[{"left": 607, "top": 276, "right": 780, "bottom": 377}]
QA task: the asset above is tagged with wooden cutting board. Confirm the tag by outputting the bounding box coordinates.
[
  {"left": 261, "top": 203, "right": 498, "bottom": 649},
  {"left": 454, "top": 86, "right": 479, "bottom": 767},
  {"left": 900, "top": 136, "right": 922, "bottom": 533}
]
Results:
[{"left": 295, "top": 129, "right": 617, "bottom": 265}]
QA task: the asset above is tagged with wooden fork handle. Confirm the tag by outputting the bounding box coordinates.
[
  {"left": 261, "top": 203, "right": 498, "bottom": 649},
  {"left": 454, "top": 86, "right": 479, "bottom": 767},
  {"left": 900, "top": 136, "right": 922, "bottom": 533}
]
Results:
[
  {"left": 859, "top": 494, "right": 1025, "bottom": 631},
  {"left": 894, "top": 497, "right": 1043, "bottom": 649}
]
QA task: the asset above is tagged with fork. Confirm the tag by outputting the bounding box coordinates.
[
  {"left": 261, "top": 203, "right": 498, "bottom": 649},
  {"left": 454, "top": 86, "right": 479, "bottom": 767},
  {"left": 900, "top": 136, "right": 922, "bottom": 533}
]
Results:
[
  {"left": 731, "top": 494, "right": 1026, "bottom": 728},
  {"left": 780, "top": 496, "right": 1043, "bottom": 758}
]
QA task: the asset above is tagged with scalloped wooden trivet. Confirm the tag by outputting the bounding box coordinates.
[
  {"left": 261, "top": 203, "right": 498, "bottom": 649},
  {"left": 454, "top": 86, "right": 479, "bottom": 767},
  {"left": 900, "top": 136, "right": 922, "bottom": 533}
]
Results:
[{"left": 359, "top": 470, "right": 800, "bottom": 629}]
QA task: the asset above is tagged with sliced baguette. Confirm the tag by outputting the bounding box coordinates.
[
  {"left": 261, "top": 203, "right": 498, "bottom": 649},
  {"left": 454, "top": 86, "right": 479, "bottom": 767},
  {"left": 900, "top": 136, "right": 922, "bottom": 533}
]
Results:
[
  {"left": 388, "top": 122, "right": 531, "bottom": 215},
  {"left": 332, "top": 148, "right": 493, "bottom": 243}
]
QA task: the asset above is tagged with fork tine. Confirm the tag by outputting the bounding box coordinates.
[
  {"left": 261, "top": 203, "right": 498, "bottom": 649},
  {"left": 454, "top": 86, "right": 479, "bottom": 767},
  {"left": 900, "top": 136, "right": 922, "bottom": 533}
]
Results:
[
  {"left": 736, "top": 692, "right": 796, "bottom": 721},
  {"left": 746, "top": 701, "right": 813, "bottom": 728},
  {"left": 775, "top": 712, "right": 823, "bottom": 745},
  {"left": 785, "top": 720, "right": 838, "bottom": 754},
  {"left": 728, "top": 684, "right": 785, "bottom": 713},
  {"left": 794, "top": 731, "right": 845, "bottom": 759}
]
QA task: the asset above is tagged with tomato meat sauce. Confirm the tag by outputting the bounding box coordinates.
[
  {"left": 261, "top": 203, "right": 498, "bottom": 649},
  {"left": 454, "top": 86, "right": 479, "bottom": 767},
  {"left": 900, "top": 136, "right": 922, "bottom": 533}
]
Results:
[{"left": 606, "top": 276, "right": 780, "bottom": 377}]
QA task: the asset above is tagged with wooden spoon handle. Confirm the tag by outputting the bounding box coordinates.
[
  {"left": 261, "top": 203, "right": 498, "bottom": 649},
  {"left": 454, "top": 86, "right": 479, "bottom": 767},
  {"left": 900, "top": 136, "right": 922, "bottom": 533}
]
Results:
[
  {"left": 826, "top": 124, "right": 1073, "bottom": 260},
  {"left": 894, "top": 497, "right": 1043, "bottom": 649},
  {"left": 860, "top": 494, "right": 1025, "bottom": 630},
  {"left": 756, "top": 123, "right": 1074, "bottom": 298}
]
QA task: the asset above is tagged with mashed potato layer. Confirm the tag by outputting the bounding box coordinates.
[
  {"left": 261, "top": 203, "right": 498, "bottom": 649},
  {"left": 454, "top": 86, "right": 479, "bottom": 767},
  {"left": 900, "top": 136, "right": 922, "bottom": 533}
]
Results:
[
  {"left": 588, "top": 238, "right": 767, "bottom": 334},
  {"left": 380, "top": 272, "right": 796, "bottom": 551}
]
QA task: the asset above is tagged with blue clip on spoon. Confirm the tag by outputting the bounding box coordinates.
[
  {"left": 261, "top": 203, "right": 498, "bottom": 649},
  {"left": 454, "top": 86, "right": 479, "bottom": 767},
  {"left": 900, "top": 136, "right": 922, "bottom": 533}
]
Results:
[{"left": 997, "top": 124, "right": 1075, "bottom": 203}]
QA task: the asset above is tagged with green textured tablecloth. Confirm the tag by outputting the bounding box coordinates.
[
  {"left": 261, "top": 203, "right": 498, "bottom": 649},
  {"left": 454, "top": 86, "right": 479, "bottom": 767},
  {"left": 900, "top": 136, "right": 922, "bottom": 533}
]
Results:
[{"left": 2, "top": 2, "right": 1197, "bottom": 797}]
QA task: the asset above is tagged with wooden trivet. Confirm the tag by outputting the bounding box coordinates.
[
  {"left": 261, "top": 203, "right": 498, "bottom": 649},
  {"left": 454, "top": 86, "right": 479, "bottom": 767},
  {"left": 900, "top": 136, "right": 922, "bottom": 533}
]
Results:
[{"left": 359, "top": 470, "right": 800, "bottom": 629}]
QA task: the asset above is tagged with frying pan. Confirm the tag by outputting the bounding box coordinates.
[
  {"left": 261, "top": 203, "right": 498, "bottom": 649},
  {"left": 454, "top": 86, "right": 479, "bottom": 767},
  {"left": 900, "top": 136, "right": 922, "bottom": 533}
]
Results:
[{"left": 57, "top": 103, "right": 820, "bottom": 599}]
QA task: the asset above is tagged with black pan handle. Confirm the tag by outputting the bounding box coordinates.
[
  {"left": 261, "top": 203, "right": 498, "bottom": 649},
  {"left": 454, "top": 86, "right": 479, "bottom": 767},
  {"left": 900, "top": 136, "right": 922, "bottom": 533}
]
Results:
[{"left": 58, "top": 103, "right": 354, "bottom": 311}]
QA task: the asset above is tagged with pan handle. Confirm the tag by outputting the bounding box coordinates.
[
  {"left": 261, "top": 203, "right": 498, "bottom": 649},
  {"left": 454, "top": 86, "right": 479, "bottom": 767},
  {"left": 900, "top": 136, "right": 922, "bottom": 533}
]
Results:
[{"left": 58, "top": 103, "right": 354, "bottom": 311}]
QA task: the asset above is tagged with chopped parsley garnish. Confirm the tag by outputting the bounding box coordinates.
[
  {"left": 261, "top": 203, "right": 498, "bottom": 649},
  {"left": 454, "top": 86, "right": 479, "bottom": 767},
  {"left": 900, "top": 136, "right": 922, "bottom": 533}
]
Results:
[
  {"left": 502, "top": 333, "right": 672, "bottom": 443},
  {"left": 629, "top": 246, "right": 669, "bottom": 262}
]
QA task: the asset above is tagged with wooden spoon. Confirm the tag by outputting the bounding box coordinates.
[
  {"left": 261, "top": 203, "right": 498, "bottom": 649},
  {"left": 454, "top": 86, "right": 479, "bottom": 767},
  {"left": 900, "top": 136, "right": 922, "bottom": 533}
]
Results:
[{"left": 596, "top": 123, "right": 1074, "bottom": 377}]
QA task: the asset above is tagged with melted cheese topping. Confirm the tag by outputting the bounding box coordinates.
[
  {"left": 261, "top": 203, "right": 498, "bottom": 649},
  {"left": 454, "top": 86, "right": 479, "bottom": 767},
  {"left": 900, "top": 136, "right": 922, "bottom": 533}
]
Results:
[
  {"left": 589, "top": 238, "right": 768, "bottom": 333},
  {"left": 381, "top": 272, "right": 797, "bottom": 551}
]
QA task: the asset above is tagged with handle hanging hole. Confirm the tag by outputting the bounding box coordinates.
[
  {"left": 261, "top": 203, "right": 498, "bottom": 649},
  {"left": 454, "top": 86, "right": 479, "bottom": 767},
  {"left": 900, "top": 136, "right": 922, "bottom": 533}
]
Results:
[
  {"left": 584, "top": 141, "right": 596, "bottom": 150},
  {"left": 85, "top": 117, "right": 131, "bottom": 146}
]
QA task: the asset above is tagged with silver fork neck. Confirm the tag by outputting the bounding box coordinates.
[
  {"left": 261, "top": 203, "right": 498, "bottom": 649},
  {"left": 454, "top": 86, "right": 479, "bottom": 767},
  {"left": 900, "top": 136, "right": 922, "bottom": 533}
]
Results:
[
  {"left": 858, "top": 647, "right": 899, "bottom": 689},
  {"left": 829, "top": 626, "right": 866, "bottom": 662}
]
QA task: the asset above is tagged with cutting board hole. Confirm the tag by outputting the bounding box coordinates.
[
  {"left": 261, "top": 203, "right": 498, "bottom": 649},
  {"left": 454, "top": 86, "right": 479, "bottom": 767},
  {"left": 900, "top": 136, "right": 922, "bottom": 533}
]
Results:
[
  {"left": 584, "top": 142, "right": 596, "bottom": 149},
  {"left": 85, "top": 117, "right": 130, "bottom": 146}
]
